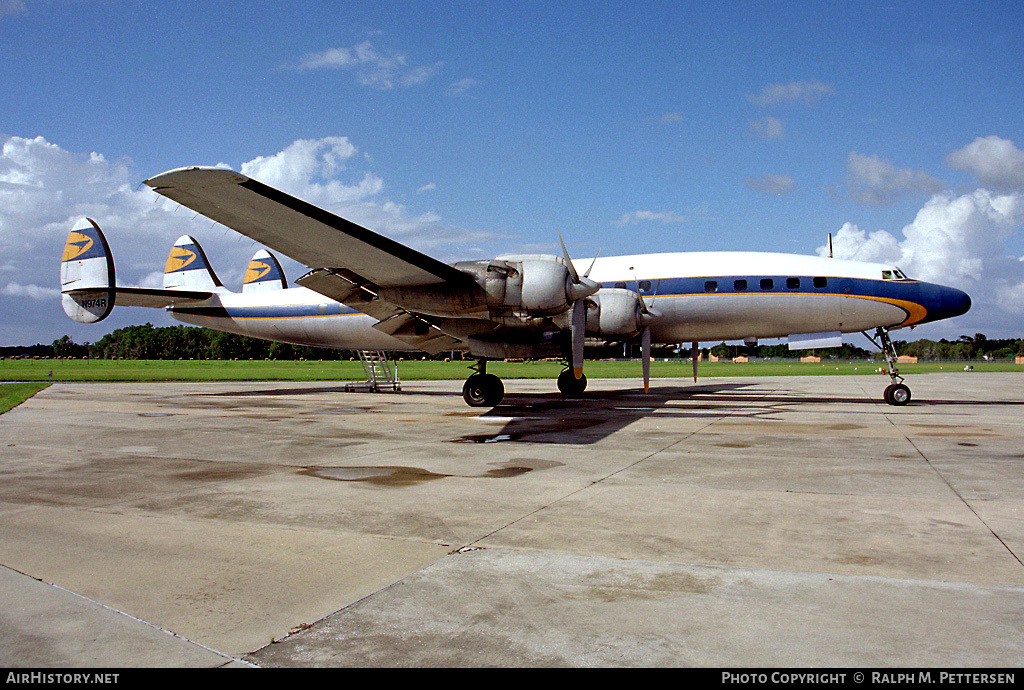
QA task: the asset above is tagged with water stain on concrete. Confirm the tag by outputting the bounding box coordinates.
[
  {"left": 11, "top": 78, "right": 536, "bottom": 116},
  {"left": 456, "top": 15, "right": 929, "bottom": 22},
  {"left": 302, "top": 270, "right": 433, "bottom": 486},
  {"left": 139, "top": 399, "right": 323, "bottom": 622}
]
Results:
[{"left": 301, "top": 459, "right": 562, "bottom": 487}]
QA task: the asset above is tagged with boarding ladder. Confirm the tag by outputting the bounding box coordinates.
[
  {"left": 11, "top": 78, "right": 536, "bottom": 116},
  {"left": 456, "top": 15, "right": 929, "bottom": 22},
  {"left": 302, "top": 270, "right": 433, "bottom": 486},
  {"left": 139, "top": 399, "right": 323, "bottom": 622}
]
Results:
[{"left": 345, "top": 350, "right": 401, "bottom": 393}]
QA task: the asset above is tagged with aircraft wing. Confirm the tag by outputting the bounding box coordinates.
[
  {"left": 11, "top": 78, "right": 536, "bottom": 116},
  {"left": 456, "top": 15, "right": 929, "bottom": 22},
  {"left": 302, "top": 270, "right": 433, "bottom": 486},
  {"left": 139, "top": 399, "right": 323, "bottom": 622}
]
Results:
[
  {"left": 143, "top": 167, "right": 476, "bottom": 353},
  {"left": 143, "top": 167, "right": 475, "bottom": 289}
]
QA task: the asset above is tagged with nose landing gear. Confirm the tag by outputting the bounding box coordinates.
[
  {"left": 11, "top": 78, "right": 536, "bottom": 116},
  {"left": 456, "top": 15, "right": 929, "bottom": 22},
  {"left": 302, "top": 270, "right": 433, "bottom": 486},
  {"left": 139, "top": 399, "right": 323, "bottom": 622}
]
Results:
[{"left": 865, "top": 327, "right": 911, "bottom": 406}]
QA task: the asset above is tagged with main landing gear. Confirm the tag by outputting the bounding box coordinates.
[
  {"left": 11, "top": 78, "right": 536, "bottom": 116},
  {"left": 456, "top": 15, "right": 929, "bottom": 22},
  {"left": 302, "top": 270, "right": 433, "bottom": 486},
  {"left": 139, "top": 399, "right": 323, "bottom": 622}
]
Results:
[
  {"left": 865, "top": 326, "right": 911, "bottom": 406},
  {"left": 461, "top": 360, "right": 589, "bottom": 407},
  {"left": 462, "top": 359, "right": 505, "bottom": 407},
  {"left": 556, "top": 368, "right": 587, "bottom": 396}
]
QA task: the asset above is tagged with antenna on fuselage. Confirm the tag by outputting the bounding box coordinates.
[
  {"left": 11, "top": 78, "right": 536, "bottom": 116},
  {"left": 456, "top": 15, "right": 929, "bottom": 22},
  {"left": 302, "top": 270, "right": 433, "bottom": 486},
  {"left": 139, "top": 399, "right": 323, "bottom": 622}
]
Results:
[{"left": 827, "top": 232, "right": 834, "bottom": 258}]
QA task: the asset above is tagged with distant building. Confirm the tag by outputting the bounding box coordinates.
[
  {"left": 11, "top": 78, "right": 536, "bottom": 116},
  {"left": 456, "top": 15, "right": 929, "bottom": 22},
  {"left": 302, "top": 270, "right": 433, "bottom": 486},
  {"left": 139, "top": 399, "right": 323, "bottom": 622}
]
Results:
[
  {"left": 897, "top": 355, "right": 918, "bottom": 363},
  {"left": 800, "top": 355, "right": 820, "bottom": 363}
]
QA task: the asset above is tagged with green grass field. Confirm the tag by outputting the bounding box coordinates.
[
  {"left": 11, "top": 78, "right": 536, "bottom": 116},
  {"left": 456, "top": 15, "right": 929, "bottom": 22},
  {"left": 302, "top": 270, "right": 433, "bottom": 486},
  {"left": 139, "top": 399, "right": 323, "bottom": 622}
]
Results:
[
  {"left": 0, "top": 382, "right": 51, "bottom": 414},
  {"left": 2, "top": 359, "right": 1018, "bottom": 415},
  {"left": 1, "top": 357, "right": 1020, "bottom": 383}
]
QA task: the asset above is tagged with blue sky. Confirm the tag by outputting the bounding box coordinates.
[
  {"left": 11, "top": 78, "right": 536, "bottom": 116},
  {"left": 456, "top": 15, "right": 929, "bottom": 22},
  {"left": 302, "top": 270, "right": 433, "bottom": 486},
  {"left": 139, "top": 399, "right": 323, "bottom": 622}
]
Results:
[{"left": 2, "top": 0, "right": 1023, "bottom": 345}]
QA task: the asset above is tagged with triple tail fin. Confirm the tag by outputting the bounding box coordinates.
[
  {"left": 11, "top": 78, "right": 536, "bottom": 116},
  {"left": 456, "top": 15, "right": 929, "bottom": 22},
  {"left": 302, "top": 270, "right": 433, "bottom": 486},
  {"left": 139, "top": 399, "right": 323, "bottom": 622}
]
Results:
[
  {"left": 164, "top": 235, "right": 223, "bottom": 291},
  {"left": 60, "top": 219, "right": 218, "bottom": 324},
  {"left": 242, "top": 249, "right": 288, "bottom": 292},
  {"left": 60, "top": 218, "right": 116, "bottom": 323}
]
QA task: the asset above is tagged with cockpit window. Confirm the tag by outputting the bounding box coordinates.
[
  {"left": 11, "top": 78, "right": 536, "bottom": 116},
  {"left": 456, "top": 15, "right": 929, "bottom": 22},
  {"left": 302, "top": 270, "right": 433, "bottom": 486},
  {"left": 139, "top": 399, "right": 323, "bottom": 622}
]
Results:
[
  {"left": 882, "top": 270, "right": 893, "bottom": 280},
  {"left": 882, "top": 268, "right": 909, "bottom": 281}
]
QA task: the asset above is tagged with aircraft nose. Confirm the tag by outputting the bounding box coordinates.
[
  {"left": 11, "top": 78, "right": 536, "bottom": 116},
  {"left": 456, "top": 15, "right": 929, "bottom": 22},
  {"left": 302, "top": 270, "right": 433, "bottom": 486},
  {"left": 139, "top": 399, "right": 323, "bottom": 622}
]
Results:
[{"left": 922, "top": 284, "right": 971, "bottom": 323}]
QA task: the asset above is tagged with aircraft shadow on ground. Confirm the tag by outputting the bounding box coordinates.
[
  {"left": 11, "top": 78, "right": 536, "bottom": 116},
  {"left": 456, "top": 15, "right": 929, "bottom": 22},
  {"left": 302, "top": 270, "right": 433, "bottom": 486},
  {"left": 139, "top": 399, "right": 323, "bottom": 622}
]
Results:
[{"left": 192, "top": 381, "right": 1021, "bottom": 446}]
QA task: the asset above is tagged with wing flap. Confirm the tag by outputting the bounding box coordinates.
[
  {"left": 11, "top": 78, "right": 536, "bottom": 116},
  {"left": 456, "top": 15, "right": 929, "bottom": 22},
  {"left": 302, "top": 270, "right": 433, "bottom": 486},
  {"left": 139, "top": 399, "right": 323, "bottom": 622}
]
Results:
[{"left": 372, "top": 313, "right": 462, "bottom": 355}]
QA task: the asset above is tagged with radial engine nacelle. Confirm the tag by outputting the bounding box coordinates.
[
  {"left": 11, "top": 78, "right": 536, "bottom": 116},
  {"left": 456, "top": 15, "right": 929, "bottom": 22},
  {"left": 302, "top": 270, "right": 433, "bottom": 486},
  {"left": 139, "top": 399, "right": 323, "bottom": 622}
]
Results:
[
  {"left": 583, "top": 287, "right": 663, "bottom": 337},
  {"left": 455, "top": 254, "right": 599, "bottom": 317}
]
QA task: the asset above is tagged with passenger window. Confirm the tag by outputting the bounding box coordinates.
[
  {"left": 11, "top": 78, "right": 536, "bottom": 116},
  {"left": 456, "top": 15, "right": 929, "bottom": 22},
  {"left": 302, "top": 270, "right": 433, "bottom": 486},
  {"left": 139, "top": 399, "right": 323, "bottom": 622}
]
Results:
[
  {"left": 787, "top": 277, "right": 800, "bottom": 289},
  {"left": 813, "top": 277, "right": 827, "bottom": 288},
  {"left": 614, "top": 282, "right": 627, "bottom": 289},
  {"left": 760, "top": 278, "right": 774, "bottom": 290},
  {"left": 705, "top": 280, "right": 718, "bottom": 293},
  {"left": 638, "top": 280, "right": 652, "bottom": 292},
  {"left": 734, "top": 279, "right": 747, "bottom": 291}
]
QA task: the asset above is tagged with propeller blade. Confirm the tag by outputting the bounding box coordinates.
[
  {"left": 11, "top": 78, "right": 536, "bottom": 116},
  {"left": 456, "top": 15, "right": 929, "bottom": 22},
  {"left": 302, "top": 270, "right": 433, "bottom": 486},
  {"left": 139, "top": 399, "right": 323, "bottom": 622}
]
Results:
[
  {"left": 560, "top": 234, "right": 600, "bottom": 302},
  {"left": 584, "top": 250, "right": 601, "bottom": 278},
  {"left": 641, "top": 325, "right": 651, "bottom": 393},
  {"left": 691, "top": 341, "right": 699, "bottom": 383},
  {"left": 558, "top": 233, "right": 580, "bottom": 284},
  {"left": 570, "top": 299, "right": 586, "bottom": 378}
]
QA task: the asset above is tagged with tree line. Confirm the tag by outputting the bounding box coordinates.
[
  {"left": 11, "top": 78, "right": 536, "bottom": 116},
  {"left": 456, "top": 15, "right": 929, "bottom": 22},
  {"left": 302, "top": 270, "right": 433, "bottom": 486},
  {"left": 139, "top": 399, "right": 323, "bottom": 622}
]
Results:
[
  {"left": 2, "top": 324, "right": 1023, "bottom": 361},
  {"left": 7, "top": 324, "right": 357, "bottom": 361}
]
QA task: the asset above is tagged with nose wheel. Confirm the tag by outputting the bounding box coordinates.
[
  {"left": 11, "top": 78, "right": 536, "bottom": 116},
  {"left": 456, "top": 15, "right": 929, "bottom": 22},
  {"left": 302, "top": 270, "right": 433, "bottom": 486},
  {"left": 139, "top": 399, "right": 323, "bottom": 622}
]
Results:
[
  {"left": 884, "top": 382, "right": 911, "bottom": 406},
  {"left": 866, "top": 327, "right": 911, "bottom": 406}
]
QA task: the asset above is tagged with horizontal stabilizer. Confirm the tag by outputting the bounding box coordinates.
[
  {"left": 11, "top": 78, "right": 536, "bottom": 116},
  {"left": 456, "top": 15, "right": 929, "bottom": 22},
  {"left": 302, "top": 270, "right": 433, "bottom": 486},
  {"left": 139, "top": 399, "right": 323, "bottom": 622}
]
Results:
[
  {"left": 112, "top": 286, "right": 213, "bottom": 308},
  {"left": 243, "top": 249, "right": 288, "bottom": 292},
  {"left": 788, "top": 331, "right": 843, "bottom": 350},
  {"left": 63, "top": 286, "right": 212, "bottom": 310},
  {"left": 60, "top": 218, "right": 115, "bottom": 323}
]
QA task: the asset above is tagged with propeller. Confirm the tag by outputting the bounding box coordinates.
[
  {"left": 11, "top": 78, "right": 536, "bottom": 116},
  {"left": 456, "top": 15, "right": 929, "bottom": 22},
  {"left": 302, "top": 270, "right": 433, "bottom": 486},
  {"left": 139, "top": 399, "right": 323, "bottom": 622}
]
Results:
[
  {"left": 637, "top": 281, "right": 663, "bottom": 393},
  {"left": 559, "top": 235, "right": 600, "bottom": 382},
  {"left": 641, "top": 324, "right": 651, "bottom": 393}
]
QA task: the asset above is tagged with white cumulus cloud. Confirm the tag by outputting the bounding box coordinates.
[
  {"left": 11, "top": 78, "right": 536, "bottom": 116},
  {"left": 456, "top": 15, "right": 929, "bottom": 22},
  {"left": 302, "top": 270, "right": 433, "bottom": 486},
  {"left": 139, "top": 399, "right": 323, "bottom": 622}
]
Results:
[
  {"left": 0, "top": 135, "right": 500, "bottom": 344},
  {"left": 240, "top": 137, "right": 384, "bottom": 208},
  {"left": 945, "top": 135, "right": 1024, "bottom": 191},
  {"left": 844, "top": 152, "right": 946, "bottom": 206},
  {"left": 820, "top": 187, "right": 1024, "bottom": 334}
]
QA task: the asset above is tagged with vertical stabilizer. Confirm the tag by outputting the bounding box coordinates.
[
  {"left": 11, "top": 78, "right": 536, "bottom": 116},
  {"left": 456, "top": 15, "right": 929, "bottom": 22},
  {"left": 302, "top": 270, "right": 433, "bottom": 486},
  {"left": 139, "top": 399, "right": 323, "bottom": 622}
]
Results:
[
  {"left": 164, "top": 235, "right": 223, "bottom": 291},
  {"left": 60, "top": 218, "right": 115, "bottom": 323},
  {"left": 242, "top": 249, "right": 288, "bottom": 292}
]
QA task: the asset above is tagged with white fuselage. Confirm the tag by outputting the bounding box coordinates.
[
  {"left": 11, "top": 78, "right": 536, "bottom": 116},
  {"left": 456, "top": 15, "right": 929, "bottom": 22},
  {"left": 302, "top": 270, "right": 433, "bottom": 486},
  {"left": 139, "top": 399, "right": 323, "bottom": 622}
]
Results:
[{"left": 166, "top": 251, "right": 959, "bottom": 351}]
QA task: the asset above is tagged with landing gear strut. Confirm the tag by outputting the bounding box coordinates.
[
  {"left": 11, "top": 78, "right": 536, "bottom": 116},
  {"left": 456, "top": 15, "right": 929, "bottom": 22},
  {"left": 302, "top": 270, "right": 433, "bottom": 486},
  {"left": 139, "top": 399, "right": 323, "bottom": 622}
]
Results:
[
  {"left": 865, "top": 327, "right": 911, "bottom": 406},
  {"left": 462, "top": 359, "right": 504, "bottom": 407}
]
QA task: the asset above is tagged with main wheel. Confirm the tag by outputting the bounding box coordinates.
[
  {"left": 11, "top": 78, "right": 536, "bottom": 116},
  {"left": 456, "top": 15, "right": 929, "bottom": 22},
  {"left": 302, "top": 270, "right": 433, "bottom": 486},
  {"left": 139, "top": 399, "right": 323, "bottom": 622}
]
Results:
[
  {"left": 888, "top": 383, "right": 911, "bottom": 406},
  {"left": 463, "top": 373, "right": 504, "bottom": 407},
  {"left": 557, "top": 369, "right": 587, "bottom": 396}
]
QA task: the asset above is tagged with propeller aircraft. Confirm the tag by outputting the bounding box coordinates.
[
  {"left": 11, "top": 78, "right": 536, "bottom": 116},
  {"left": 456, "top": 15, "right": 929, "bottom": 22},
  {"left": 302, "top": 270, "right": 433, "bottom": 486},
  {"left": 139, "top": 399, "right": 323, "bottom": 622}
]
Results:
[{"left": 59, "top": 167, "right": 972, "bottom": 407}]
